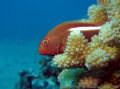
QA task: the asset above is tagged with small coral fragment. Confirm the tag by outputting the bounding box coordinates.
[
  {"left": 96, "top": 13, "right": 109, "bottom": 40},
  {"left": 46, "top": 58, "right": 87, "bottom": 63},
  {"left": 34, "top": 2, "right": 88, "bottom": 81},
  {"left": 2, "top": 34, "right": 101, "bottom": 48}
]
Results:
[
  {"left": 58, "top": 68, "right": 86, "bottom": 89},
  {"left": 79, "top": 76, "right": 100, "bottom": 89},
  {"left": 110, "top": 70, "right": 120, "bottom": 88},
  {"left": 99, "top": 83, "right": 116, "bottom": 89},
  {"left": 53, "top": 30, "right": 89, "bottom": 68}
]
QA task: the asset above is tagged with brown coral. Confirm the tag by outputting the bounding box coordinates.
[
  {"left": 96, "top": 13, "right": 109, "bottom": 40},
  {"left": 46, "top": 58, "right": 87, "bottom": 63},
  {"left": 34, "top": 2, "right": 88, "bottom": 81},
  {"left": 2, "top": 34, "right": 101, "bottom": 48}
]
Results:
[
  {"left": 79, "top": 76, "right": 100, "bottom": 89},
  {"left": 98, "top": 83, "right": 116, "bottom": 89},
  {"left": 110, "top": 70, "right": 120, "bottom": 88},
  {"left": 98, "top": 70, "right": 120, "bottom": 89}
]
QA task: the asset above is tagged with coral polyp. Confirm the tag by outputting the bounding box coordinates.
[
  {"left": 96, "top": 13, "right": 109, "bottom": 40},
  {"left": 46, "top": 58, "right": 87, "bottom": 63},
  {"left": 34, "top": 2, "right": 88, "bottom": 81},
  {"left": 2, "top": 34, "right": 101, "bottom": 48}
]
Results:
[{"left": 79, "top": 76, "right": 100, "bottom": 89}]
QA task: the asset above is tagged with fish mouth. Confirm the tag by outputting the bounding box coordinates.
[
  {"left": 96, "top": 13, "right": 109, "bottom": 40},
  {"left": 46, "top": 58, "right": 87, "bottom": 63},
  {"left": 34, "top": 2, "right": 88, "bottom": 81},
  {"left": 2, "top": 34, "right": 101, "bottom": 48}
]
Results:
[
  {"left": 39, "top": 48, "right": 52, "bottom": 55},
  {"left": 39, "top": 45, "right": 59, "bottom": 55},
  {"left": 39, "top": 48, "right": 47, "bottom": 55},
  {"left": 39, "top": 49, "right": 57, "bottom": 56},
  {"left": 38, "top": 44, "right": 47, "bottom": 55}
]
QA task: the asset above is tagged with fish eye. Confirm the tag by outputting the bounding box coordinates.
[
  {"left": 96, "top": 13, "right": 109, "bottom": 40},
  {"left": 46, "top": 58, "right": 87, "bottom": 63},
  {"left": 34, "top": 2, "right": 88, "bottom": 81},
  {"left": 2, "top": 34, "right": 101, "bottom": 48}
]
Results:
[{"left": 42, "top": 40, "right": 48, "bottom": 46}]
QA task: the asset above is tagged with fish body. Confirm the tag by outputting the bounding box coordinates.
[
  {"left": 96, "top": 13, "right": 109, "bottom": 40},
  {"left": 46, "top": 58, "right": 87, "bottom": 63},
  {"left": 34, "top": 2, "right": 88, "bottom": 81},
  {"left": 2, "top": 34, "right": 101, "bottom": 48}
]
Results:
[{"left": 39, "top": 22, "right": 100, "bottom": 55}]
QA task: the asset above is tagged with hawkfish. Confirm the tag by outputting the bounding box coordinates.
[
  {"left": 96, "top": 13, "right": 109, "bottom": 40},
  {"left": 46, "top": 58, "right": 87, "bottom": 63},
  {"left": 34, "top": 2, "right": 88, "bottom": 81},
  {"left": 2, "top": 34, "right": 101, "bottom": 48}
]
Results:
[{"left": 39, "top": 22, "right": 101, "bottom": 55}]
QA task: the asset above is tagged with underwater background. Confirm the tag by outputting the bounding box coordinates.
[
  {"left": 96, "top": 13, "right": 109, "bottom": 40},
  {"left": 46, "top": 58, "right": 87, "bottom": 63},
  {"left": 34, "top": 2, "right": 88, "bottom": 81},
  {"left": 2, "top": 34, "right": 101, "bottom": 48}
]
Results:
[{"left": 0, "top": 0, "right": 96, "bottom": 89}]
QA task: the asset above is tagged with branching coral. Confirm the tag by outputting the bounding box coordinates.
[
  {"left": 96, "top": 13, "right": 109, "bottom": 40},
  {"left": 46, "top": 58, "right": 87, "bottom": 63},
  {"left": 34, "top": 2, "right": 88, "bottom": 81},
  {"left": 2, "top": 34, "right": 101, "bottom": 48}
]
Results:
[
  {"left": 87, "top": 35, "right": 106, "bottom": 55},
  {"left": 85, "top": 47, "right": 119, "bottom": 70},
  {"left": 53, "top": 30, "right": 89, "bottom": 68},
  {"left": 87, "top": 5, "right": 108, "bottom": 25},
  {"left": 53, "top": 30, "right": 120, "bottom": 70},
  {"left": 99, "top": 20, "right": 120, "bottom": 47},
  {"left": 80, "top": 4, "right": 108, "bottom": 25},
  {"left": 107, "top": 0, "right": 120, "bottom": 20},
  {"left": 98, "top": 0, "right": 120, "bottom": 20},
  {"left": 58, "top": 68, "right": 86, "bottom": 89},
  {"left": 51, "top": 0, "right": 120, "bottom": 89},
  {"left": 85, "top": 29, "right": 120, "bottom": 70}
]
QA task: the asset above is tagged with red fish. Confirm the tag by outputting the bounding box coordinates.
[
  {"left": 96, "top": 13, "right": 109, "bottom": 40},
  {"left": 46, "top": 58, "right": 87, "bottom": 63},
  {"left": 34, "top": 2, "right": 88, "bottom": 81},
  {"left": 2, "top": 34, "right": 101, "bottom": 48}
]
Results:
[{"left": 39, "top": 22, "right": 101, "bottom": 55}]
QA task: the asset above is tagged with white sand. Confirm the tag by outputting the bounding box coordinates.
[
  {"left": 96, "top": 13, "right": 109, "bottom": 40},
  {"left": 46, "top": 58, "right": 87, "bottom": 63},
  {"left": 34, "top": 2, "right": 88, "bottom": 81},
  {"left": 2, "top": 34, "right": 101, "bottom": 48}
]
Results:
[{"left": 0, "top": 40, "right": 41, "bottom": 89}]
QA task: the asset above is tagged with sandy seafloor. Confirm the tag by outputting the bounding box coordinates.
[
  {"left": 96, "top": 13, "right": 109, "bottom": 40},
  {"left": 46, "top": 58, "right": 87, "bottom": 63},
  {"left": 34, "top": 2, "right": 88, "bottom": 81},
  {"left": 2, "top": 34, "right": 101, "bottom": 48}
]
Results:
[{"left": 0, "top": 39, "right": 41, "bottom": 89}]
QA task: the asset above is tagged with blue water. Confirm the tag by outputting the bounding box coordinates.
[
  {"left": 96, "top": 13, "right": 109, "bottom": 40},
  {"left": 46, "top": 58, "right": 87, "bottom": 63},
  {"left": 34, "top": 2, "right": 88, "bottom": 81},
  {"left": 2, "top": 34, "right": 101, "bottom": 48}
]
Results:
[{"left": 0, "top": 0, "right": 96, "bottom": 89}]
